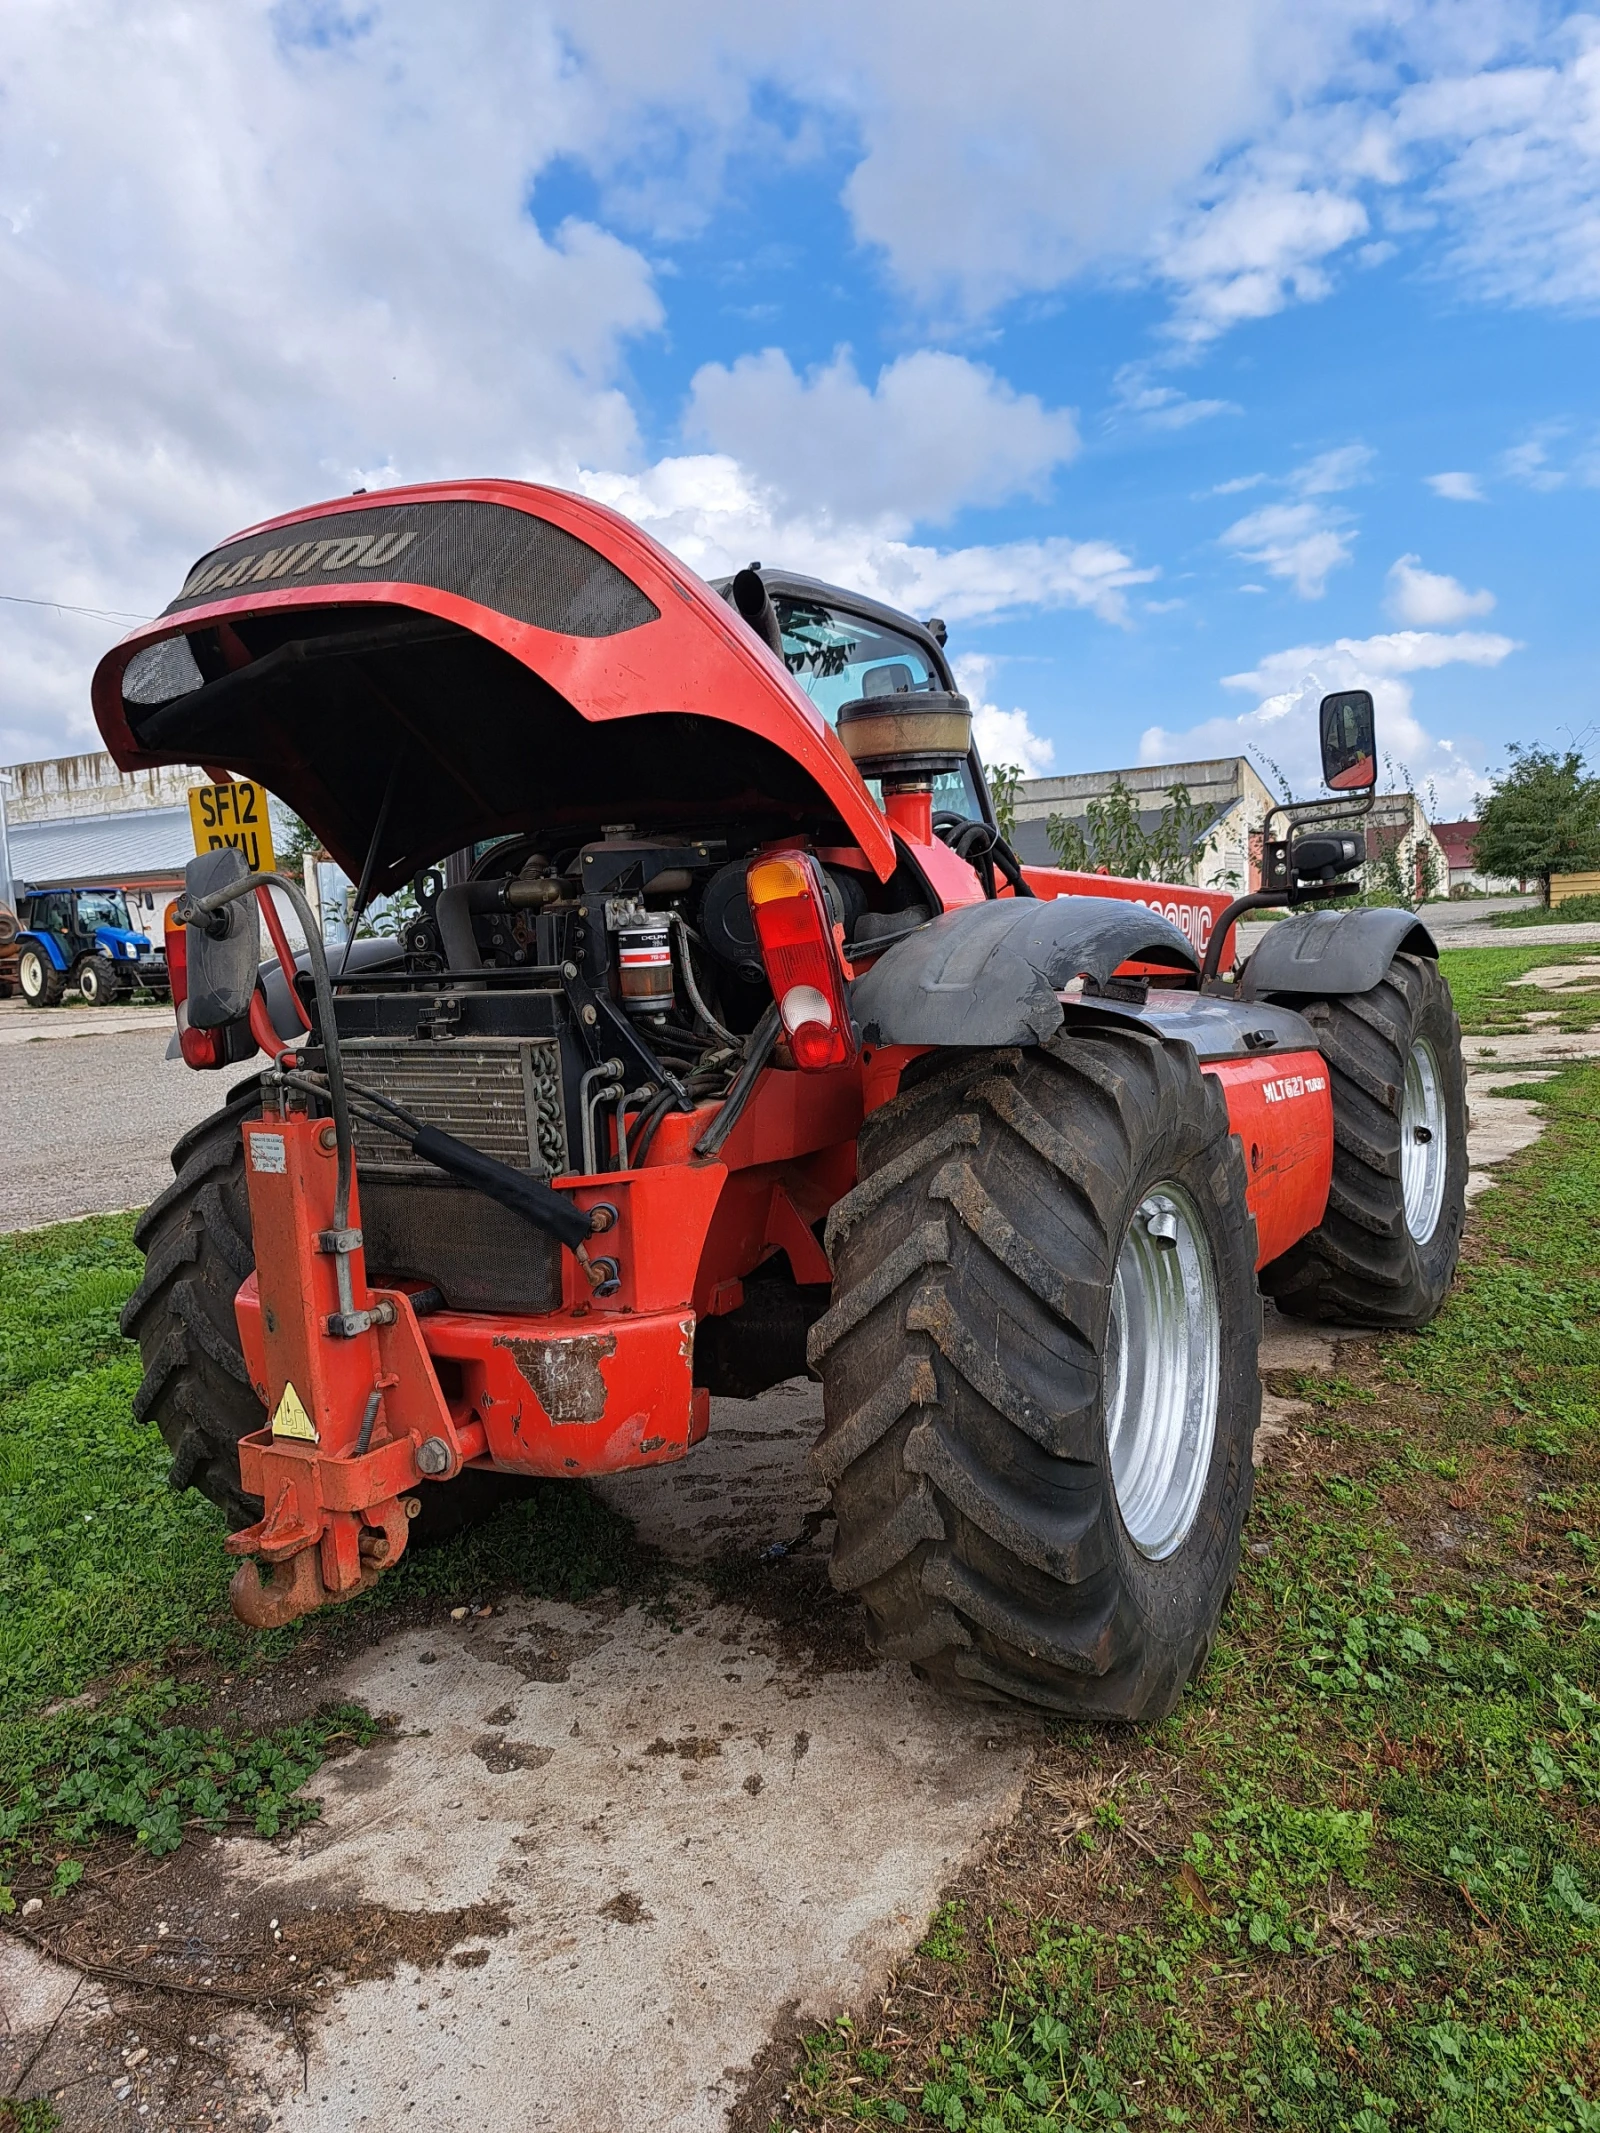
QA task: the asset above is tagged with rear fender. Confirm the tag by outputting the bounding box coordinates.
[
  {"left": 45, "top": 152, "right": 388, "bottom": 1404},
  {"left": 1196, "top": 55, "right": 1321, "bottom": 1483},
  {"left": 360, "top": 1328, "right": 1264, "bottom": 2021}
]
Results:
[
  {"left": 1240, "top": 905, "right": 1437, "bottom": 1001},
  {"left": 19, "top": 931, "right": 70, "bottom": 972},
  {"left": 850, "top": 896, "right": 1198, "bottom": 1049}
]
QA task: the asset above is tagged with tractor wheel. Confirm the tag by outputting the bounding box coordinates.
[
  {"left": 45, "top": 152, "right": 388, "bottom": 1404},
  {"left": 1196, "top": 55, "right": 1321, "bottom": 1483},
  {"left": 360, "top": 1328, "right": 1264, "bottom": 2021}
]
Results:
[
  {"left": 75, "top": 954, "right": 124, "bottom": 1006},
  {"left": 1260, "top": 952, "right": 1467, "bottom": 1329},
  {"left": 809, "top": 1028, "right": 1260, "bottom": 1720},
  {"left": 17, "top": 945, "right": 66, "bottom": 1007},
  {"left": 123, "top": 1092, "right": 541, "bottom": 1542}
]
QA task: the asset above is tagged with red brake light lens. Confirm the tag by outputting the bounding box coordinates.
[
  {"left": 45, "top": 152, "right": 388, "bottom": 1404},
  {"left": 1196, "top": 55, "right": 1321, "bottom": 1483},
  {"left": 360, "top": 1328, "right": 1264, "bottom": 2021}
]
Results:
[
  {"left": 746, "top": 853, "right": 857, "bottom": 1072},
  {"left": 164, "top": 907, "right": 225, "bottom": 1069}
]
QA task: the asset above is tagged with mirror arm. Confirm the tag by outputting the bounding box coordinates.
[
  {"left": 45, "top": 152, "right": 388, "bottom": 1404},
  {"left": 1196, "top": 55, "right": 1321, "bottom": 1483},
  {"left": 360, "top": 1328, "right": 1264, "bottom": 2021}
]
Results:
[
  {"left": 1198, "top": 878, "right": 1360, "bottom": 991},
  {"left": 176, "top": 868, "right": 355, "bottom": 1242}
]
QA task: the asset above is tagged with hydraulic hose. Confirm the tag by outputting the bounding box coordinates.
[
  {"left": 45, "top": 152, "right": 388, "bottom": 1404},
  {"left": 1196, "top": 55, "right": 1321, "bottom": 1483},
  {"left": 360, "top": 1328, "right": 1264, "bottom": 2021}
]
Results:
[{"left": 694, "top": 1003, "right": 781, "bottom": 1160}]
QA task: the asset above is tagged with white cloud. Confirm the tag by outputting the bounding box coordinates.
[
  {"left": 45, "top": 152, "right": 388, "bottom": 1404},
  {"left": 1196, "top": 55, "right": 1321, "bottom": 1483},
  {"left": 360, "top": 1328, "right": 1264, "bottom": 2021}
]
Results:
[
  {"left": 1385, "top": 553, "right": 1496, "bottom": 626},
  {"left": 1139, "top": 626, "right": 1518, "bottom": 815},
  {"left": 684, "top": 348, "right": 1078, "bottom": 528},
  {"left": 557, "top": 0, "right": 1383, "bottom": 318},
  {"left": 952, "top": 655, "right": 1055, "bottom": 776},
  {"left": 579, "top": 455, "right": 1157, "bottom": 626},
  {"left": 1387, "top": 20, "right": 1600, "bottom": 312},
  {"left": 1427, "top": 470, "right": 1485, "bottom": 501},
  {"left": 1111, "top": 365, "right": 1240, "bottom": 430},
  {"left": 0, "top": 0, "right": 666, "bottom": 762},
  {"left": 1154, "top": 178, "right": 1370, "bottom": 345},
  {"left": 1214, "top": 442, "right": 1372, "bottom": 597},
  {"left": 1220, "top": 501, "right": 1354, "bottom": 598},
  {"left": 1291, "top": 444, "right": 1374, "bottom": 495},
  {"left": 0, "top": 0, "right": 1140, "bottom": 764}
]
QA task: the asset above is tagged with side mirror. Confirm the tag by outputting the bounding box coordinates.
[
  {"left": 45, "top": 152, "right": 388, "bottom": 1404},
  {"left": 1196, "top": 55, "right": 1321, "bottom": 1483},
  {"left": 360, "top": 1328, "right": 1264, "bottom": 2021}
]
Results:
[
  {"left": 183, "top": 848, "right": 260, "bottom": 1028},
  {"left": 1319, "top": 690, "right": 1377, "bottom": 792}
]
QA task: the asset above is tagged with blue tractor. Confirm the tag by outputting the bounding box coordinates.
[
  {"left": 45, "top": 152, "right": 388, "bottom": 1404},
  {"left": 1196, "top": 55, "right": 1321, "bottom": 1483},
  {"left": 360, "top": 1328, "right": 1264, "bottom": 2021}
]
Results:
[{"left": 13, "top": 885, "right": 169, "bottom": 1007}]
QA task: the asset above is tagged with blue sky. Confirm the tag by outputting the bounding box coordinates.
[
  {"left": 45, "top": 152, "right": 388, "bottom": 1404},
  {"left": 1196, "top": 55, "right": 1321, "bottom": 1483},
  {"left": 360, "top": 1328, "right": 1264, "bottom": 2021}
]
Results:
[{"left": 3, "top": 1, "right": 1598, "bottom": 815}]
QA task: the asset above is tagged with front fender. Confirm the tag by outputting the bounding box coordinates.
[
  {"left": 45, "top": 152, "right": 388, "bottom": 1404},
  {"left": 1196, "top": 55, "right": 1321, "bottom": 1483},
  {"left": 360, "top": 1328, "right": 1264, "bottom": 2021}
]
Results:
[
  {"left": 1239, "top": 904, "right": 1437, "bottom": 1001},
  {"left": 850, "top": 896, "right": 1198, "bottom": 1049}
]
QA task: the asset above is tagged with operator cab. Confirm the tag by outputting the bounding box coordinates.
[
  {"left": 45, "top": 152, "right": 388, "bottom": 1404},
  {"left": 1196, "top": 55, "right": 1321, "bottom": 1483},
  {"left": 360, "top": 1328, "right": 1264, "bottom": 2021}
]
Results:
[{"left": 712, "top": 568, "right": 993, "bottom": 831}]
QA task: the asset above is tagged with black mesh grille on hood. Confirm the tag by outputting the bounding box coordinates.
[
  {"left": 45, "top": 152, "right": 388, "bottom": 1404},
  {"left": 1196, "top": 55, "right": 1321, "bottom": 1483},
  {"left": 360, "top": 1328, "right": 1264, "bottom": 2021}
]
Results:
[{"left": 163, "top": 498, "right": 660, "bottom": 639}]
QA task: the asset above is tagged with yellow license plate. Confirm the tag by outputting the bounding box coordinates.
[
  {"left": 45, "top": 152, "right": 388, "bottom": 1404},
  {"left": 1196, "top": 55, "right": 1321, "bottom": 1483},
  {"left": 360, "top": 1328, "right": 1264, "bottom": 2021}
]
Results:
[{"left": 187, "top": 780, "right": 276, "bottom": 873}]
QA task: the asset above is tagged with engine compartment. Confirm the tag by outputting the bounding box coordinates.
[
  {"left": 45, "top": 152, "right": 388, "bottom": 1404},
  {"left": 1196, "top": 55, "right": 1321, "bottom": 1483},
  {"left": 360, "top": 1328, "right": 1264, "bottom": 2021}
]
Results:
[{"left": 292, "top": 822, "right": 929, "bottom": 1319}]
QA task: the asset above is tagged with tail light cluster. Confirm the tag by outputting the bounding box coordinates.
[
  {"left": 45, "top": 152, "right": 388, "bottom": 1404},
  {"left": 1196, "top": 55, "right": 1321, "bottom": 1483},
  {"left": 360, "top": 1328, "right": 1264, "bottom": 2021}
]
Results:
[
  {"left": 745, "top": 852, "right": 858, "bottom": 1071},
  {"left": 164, "top": 907, "right": 227, "bottom": 1069}
]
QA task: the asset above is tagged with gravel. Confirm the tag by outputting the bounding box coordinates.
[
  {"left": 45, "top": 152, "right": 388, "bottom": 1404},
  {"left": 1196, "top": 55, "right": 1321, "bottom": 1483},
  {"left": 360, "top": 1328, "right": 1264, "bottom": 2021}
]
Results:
[{"left": 0, "top": 1000, "right": 234, "bottom": 1231}]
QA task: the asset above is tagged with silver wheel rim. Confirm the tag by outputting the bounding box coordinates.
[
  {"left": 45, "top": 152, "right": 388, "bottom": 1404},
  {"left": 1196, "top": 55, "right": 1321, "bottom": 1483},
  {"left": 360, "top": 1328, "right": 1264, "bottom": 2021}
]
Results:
[
  {"left": 1401, "top": 1036, "right": 1447, "bottom": 1243},
  {"left": 1105, "top": 1183, "right": 1221, "bottom": 1562},
  {"left": 20, "top": 952, "right": 42, "bottom": 998}
]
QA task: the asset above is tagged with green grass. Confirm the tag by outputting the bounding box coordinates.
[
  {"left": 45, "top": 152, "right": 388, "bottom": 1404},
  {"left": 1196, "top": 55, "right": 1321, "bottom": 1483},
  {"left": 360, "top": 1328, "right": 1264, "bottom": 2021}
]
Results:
[
  {"left": 1494, "top": 896, "right": 1600, "bottom": 929},
  {"left": 787, "top": 1043, "right": 1600, "bottom": 2127},
  {"left": 1439, "top": 944, "right": 1600, "bottom": 1035}
]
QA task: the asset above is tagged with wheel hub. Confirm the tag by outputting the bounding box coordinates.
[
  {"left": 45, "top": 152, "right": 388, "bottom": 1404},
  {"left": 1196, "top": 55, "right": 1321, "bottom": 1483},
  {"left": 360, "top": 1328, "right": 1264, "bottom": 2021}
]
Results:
[
  {"left": 1105, "top": 1183, "right": 1221, "bottom": 1561},
  {"left": 1401, "top": 1036, "right": 1448, "bottom": 1243}
]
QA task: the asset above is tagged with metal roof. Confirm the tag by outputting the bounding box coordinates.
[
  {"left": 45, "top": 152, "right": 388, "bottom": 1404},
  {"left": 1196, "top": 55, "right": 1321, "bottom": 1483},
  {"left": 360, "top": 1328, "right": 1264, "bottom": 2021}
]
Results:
[{"left": 9, "top": 805, "right": 193, "bottom": 888}]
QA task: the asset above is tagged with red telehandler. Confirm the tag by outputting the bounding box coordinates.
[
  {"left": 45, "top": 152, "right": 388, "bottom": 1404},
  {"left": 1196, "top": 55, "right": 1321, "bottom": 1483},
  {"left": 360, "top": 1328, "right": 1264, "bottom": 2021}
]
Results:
[{"left": 93, "top": 481, "right": 1466, "bottom": 1719}]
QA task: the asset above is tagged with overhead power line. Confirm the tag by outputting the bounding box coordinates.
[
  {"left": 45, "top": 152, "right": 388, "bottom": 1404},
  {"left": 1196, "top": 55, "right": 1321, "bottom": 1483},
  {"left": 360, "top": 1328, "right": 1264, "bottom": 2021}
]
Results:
[{"left": 0, "top": 592, "right": 153, "bottom": 623}]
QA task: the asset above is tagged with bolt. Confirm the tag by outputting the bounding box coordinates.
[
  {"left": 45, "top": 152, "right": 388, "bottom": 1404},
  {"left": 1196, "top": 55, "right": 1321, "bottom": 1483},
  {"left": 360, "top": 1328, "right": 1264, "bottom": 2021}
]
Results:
[
  {"left": 416, "top": 1437, "right": 453, "bottom": 1477},
  {"left": 581, "top": 1004, "right": 598, "bottom": 1025},
  {"left": 402, "top": 1495, "right": 422, "bottom": 1518},
  {"left": 317, "top": 1124, "right": 337, "bottom": 1152},
  {"left": 562, "top": 961, "right": 579, "bottom": 978},
  {"left": 358, "top": 1530, "right": 391, "bottom": 1563}
]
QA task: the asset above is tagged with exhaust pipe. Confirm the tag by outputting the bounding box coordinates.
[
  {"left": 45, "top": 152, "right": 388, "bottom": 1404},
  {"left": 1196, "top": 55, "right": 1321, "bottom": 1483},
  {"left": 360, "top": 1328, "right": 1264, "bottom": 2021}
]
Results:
[{"left": 730, "top": 566, "right": 784, "bottom": 659}]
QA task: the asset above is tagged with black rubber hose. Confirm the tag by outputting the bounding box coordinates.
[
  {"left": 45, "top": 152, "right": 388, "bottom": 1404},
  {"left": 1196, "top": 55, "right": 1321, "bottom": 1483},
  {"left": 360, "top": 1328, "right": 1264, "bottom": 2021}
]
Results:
[{"left": 695, "top": 1003, "right": 781, "bottom": 1160}]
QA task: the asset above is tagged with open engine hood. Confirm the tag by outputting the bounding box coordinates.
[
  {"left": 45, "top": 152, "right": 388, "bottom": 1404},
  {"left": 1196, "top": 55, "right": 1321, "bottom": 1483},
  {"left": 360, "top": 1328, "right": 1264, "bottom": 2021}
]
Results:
[{"left": 92, "top": 481, "right": 897, "bottom": 893}]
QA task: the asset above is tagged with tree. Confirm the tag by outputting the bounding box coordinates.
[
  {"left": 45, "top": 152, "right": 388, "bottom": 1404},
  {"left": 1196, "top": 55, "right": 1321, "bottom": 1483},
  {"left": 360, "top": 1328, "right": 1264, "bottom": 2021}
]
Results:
[
  {"left": 986, "top": 762, "right": 1024, "bottom": 841},
  {"left": 1475, "top": 746, "right": 1600, "bottom": 903},
  {"left": 1046, "top": 778, "right": 1218, "bottom": 885}
]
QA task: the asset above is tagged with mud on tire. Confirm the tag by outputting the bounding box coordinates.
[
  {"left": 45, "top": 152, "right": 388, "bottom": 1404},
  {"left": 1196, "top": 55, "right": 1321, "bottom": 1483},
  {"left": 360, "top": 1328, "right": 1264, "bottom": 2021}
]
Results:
[
  {"left": 808, "top": 1027, "right": 1261, "bottom": 1721},
  {"left": 123, "top": 1093, "right": 539, "bottom": 1541},
  {"left": 1260, "top": 953, "right": 1467, "bottom": 1330}
]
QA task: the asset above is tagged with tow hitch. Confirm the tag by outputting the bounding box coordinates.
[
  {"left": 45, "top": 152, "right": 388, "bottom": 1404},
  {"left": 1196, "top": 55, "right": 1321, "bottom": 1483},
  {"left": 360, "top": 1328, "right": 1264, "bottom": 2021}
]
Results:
[{"left": 227, "top": 1100, "right": 469, "bottom": 1626}]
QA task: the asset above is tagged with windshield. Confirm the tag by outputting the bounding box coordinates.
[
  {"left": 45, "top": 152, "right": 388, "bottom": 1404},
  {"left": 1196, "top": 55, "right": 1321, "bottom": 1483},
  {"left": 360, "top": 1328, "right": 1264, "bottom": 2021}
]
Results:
[
  {"left": 773, "top": 596, "right": 984, "bottom": 824},
  {"left": 76, "top": 892, "right": 132, "bottom": 931}
]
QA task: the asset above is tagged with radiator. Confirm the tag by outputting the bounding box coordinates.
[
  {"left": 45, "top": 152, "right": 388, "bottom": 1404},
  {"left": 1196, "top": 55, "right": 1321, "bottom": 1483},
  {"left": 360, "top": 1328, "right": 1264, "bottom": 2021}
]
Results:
[{"left": 339, "top": 1038, "right": 568, "bottom": 1179}]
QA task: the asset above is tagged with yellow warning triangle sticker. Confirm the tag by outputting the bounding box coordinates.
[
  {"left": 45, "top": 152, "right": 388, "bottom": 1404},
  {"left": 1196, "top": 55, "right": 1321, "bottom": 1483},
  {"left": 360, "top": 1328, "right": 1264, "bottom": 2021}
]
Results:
[{"left": 271, "top": 1381, "right": 318, "bottom": 1443}]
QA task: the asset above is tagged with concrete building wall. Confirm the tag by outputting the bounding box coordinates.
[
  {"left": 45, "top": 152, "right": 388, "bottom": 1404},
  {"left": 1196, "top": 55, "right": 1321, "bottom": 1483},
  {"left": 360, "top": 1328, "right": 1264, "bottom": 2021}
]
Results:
[
  {"left": 1011, "top": 756, "right": 1278, "bottom": 891},
  {"left": 4, "top": 750, "right": 206, "bottom": 824}
]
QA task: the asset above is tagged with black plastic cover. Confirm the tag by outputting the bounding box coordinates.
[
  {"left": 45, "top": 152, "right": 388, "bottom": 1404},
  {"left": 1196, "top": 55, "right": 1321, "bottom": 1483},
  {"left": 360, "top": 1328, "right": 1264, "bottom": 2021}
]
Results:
[
  {"left": 183, "top": 849, "right": 260, "bottom": 1029},
  {"left": 1239, "top": 905, "right": 1437, "bottom": 1000},
  {"left": 850, "top": 896, "right": 1199, "bottom": 1049}
]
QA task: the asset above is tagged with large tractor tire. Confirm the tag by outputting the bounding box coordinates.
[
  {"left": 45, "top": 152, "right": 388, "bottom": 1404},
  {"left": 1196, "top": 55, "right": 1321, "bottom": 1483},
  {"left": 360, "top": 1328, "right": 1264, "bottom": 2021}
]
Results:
[
  {"left": 122, "top": 1092, "right": 538, "bottom": 1542},
  {"left": 17, "top": 944, "right": 66, "bottom": 1007},
  {"left": 75, "top": 953, "right": 125, "bottom": 1006},
  {"left": 1260, "top": 952, "right": 1467, "bottom": 1330},
  {"left": 809, "top": 1028, "right": 1261, "bottom": 1720}
]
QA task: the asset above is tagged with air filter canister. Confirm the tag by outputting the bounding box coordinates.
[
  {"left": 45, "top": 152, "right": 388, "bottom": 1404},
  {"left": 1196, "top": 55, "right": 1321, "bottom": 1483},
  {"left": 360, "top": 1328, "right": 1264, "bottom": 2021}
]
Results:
[{"left": 616, "top": 919, "right": 674, "bottom": 1014}]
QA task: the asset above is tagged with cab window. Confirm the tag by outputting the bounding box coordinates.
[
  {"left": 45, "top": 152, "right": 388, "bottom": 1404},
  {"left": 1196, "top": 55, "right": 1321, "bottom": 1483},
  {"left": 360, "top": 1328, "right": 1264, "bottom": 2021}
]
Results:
[{"left": 773, "top": 596, "right": 984, "bottom": 824}]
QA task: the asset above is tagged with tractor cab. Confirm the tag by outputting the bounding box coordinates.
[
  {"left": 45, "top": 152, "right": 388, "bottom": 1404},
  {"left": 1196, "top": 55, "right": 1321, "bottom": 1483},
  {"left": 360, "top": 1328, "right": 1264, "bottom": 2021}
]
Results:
[{"left": 14, "top": 884, "right": 169, "bottom": 1007}]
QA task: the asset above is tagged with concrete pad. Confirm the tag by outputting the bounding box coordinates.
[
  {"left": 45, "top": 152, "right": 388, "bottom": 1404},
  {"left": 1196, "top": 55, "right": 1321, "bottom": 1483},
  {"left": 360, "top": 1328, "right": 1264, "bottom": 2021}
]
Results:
[
  {"left": 1510, "top": 962, "right": 1600, "bottom": 991},
  {"left": 217, "top": 1598, "right": 1027, "bottom": 2133},
  {"left": 0, "top": 998, "right": 172, "bottom": 1047},
  {"left": 1462, "top": 1031, "right": 1600, "bottom": 1065}
]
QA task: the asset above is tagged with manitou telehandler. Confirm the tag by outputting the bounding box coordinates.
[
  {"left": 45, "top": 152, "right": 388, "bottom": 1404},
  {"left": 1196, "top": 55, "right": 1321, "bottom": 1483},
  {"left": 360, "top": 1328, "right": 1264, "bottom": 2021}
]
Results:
[{"left": 94, "top": 481, "right": 1466, "bottom": 1719}]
